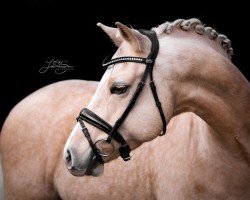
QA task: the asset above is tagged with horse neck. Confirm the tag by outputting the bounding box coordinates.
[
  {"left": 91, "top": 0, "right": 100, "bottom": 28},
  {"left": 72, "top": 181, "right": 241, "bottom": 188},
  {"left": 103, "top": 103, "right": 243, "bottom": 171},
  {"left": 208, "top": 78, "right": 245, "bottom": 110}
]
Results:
[{"left": 159, "top": 36, "right": 250, "bottom": 158}]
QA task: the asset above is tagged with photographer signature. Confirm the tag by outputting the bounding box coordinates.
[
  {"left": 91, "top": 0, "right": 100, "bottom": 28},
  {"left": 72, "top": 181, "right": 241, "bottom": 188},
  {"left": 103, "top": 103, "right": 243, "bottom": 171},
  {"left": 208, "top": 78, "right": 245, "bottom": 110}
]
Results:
[{"left": 39, "top": 59, "right": 74, "bottom": 74}]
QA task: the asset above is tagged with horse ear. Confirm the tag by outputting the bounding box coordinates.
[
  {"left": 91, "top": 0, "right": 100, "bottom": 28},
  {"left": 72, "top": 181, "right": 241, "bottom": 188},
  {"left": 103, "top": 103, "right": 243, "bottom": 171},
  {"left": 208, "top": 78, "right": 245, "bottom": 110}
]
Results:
[
  {"left": 97, "top": 23, "right": 122, "bottom": 47},
  {"left": 115, "top": 22, "right": 148, "bottom": 52}
]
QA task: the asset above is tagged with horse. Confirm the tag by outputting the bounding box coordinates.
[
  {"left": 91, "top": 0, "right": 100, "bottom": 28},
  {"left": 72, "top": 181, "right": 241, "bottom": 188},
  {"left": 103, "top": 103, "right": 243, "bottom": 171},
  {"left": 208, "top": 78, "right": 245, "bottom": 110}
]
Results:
[
  {"left": 0, "top": 18, "right": 249, "bottom": 200},
  {"left": 64, "top": 18, "right": 250, "bottom": 199}
]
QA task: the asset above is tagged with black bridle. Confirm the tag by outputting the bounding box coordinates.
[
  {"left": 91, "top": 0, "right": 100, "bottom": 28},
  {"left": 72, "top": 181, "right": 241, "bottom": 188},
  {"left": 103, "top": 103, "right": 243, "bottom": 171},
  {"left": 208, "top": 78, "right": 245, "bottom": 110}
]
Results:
[{"left": 76, "top": 29, "right": 167, "bottom": 164}]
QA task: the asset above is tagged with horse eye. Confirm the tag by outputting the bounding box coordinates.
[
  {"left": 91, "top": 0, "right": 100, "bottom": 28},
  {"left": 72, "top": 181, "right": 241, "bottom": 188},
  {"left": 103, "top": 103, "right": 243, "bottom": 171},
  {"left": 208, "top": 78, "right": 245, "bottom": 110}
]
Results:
[{"left": 110, "top": 84, "right": 130, "bottom": 95}]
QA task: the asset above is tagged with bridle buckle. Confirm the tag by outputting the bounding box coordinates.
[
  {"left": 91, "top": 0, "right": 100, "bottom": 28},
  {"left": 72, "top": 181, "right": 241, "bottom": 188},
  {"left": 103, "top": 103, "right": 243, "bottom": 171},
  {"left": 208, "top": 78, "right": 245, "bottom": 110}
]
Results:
[{"left": 123, "top": 156, "right": 132, "bottom": 161}]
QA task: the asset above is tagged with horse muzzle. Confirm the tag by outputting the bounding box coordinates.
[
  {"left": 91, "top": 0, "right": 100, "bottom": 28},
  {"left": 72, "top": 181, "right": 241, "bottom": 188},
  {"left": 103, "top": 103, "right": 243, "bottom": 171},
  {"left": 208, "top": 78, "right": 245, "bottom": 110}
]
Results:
[{"left": 64, "top": 147, "right": 104, "bottom": 177}]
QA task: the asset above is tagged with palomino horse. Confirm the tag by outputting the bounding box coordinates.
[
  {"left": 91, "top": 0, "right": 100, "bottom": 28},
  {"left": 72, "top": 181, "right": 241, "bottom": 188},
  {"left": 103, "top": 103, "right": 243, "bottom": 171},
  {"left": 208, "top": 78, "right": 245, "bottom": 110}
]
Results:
[
  {"left": 64, "top": 18, "right": 250, "bottom": 199},
  {"left": 1, "top": 18, "right": 249, "bottom": 200}
]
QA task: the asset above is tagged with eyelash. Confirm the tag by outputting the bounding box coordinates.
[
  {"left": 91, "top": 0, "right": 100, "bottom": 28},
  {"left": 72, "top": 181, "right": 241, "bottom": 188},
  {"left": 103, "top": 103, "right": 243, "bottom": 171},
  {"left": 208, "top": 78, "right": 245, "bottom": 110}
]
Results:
[{"left": 110, "top": 84, "right": 130, "bottom": 95}]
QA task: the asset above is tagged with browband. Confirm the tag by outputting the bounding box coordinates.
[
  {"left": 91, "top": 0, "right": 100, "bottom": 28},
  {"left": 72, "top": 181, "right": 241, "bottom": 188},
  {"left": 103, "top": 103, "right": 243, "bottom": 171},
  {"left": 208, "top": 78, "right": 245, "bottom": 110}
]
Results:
[{"left": 102, "top": 56, "right": 153, "bottom": 67}]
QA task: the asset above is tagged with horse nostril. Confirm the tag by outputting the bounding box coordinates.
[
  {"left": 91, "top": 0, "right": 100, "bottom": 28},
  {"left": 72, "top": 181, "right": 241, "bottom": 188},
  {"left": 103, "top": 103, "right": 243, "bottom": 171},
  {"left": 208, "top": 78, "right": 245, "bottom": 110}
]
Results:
[{"left": 65, "top": 149, "right": 72, "bottom": 168}]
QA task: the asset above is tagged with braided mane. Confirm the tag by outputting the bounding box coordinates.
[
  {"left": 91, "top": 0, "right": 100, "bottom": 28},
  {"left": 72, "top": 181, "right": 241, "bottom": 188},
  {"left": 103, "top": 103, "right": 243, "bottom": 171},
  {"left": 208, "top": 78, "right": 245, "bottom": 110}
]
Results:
[{"left": 152, "top": 18, "right": 233, "bottom": 59}]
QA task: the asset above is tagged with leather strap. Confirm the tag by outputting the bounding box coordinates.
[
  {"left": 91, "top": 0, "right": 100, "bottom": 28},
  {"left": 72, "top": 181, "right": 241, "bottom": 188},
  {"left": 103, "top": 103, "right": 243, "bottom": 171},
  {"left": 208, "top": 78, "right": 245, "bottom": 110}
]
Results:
[
  {"left": 149, "top": 81, "right": 166, "bottom": 135},
  {"left": 102, "top": 56, "right": 148, "bottom": 67},
  {"left": 141, "top": 29, "right": 167, "bottom": 135},
  {"left": 77, "top": 117, "right": 104, "bottom": 164}
]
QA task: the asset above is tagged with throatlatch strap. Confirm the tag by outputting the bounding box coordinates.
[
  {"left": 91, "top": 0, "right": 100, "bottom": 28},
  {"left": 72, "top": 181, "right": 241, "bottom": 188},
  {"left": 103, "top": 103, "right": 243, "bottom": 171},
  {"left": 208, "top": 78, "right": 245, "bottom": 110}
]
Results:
[{"left": 149, "top": 81, "right": 167, "bottom": 135}]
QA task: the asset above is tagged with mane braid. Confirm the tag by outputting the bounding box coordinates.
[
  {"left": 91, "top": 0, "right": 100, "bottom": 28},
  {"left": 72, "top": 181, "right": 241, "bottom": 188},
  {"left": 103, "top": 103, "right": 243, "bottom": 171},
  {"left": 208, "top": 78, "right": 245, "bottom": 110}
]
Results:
[{"left": 152, "top": 18, "right": 233, "bottom": 60}]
